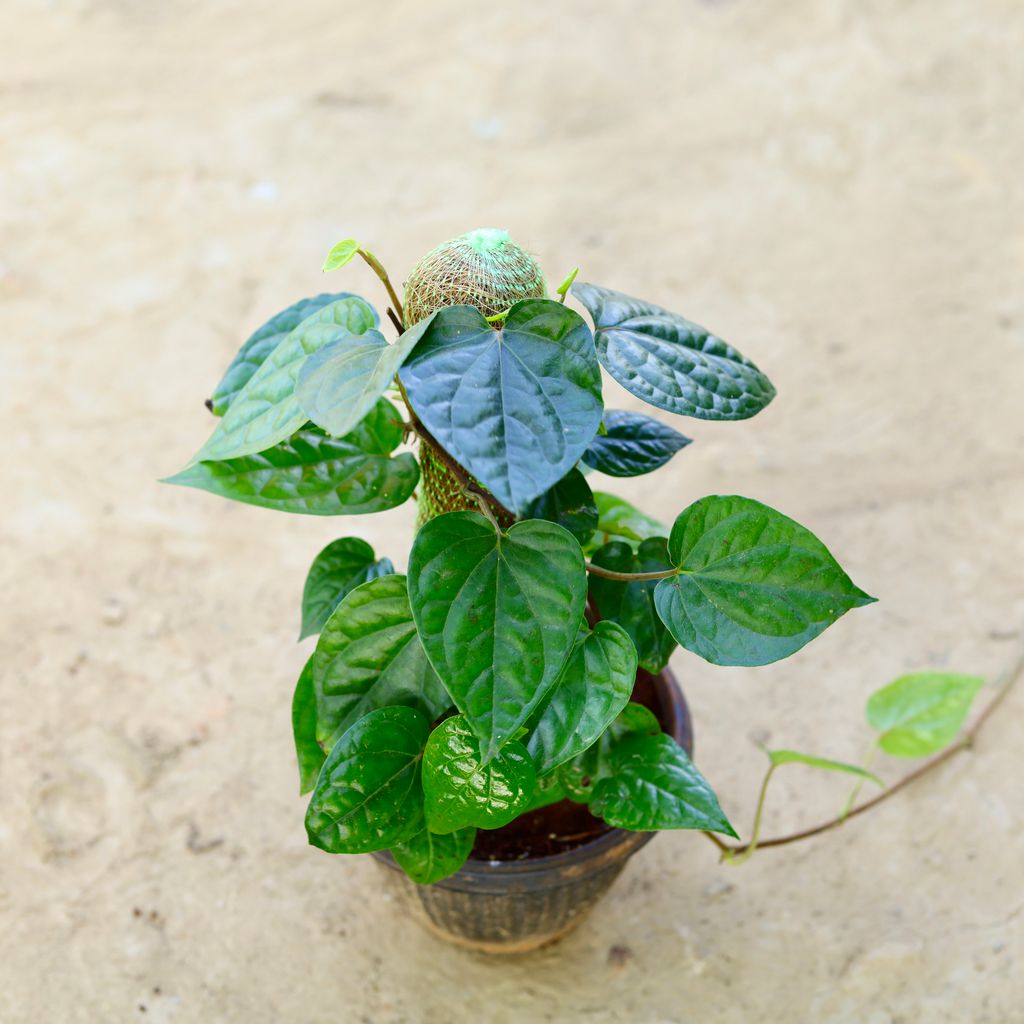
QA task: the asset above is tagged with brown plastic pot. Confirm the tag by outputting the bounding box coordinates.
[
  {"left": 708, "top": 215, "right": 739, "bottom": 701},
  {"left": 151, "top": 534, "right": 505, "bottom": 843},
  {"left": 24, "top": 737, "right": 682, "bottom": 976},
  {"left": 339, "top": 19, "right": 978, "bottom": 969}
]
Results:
[{"left": 371, "top": 667, "right": 693, "bottom": 953}]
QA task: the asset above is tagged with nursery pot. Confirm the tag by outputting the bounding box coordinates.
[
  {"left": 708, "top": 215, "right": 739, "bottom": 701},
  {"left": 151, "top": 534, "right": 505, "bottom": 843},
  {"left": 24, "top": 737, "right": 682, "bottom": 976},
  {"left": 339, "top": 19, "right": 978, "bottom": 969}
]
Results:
[{"left": 371, "top": 667, "right": 693, "bottom": 954}]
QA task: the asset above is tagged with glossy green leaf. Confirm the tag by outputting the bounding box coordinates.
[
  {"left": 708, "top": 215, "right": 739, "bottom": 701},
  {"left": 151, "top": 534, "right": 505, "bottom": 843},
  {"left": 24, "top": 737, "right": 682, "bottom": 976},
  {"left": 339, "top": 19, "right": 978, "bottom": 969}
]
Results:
[
  {"left": 164, "top": 399, "right": 419, "bottom": 515},
  {"left": 589, "top": 538, "right": 677, "bottom": 673},
  {"left": 521, "top": 468, "right": 598, "bottom": 544},
  {"left": 296, "top": 326, "right": 422, "bottom": 440},
  {"left": 322, "top": 238, "right": 360, "bottom": 272},
  {"left": 590, "top": 732, "right": 736, "bottom": 836},
  {"left": 767, "top": 749, "right": 883, "bottom": 786},
  {"left": 582, "top": 409, "right": 691, "bottom": 477},
  {"left": 573, "top": 282, "right": 775, "bottom": 421},
  {"left": 523, "top": 770, "right": 571, "bottom": 813},
  {"left": 305, "top": 706, "right": 428, "bottom": 854},
  {"left": 525, "top": 621, "right": 637, "bottom": 776},
  {"left": 292, "top": 655, "right": 325, "bottom": 795},
  {"left": 192, "top": 296, "right": 378, "bottom": 463},
  {"left": 654, "top": 495, "right": 875, "bottom": 667},
  {"left": 209, "top": 293, "right": 365, "bottom": 416},
  {"left": 391, "top": 827, "right": 476, "bottom": 885},
  {"left": 589, "top": 492, "right": 667, "bottom": 550},
  {"left": 866, "top": 672, "right": 985, "bottom": 757},
  {"left": 408, "top": 512, "right": 587, "bottom": 760},
  {"left": 422, "top": 716, "right": 536, "bottom": 833},
  {"left": 312, "top": 575, "right": 450, "bottom": 751},
  {"left": 399, "top": 299, "right": 604, "bottom": 514}
]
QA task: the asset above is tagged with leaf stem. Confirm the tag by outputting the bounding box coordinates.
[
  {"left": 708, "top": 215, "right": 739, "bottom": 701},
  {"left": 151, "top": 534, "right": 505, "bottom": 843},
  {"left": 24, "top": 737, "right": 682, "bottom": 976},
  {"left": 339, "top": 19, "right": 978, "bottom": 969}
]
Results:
[
  {"left": 725, "top": 763, "right": 777, "bottom": 866},
  {"left": 357, "top": 248, "right": 405, "bottom": 329},
  {"left": 585, "top": 562, "right": 679, "bottom": 582}
]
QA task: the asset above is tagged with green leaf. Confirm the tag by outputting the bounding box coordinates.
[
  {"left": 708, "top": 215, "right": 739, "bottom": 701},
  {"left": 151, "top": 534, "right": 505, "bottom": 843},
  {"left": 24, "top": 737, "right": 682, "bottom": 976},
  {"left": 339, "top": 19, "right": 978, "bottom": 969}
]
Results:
[
  {"left": 525, "top": 621, "right": 637, "bottom": 775},
  {"left": 767, "top": 749, "right": 884, "bottom": 786},
  {"left": 589, "top": 732, "right": 736, "bottom": 836},
  {"left": 422, "top": 716, "right": 536, "bottom": 833},
  {"left": 555, "top": 267, "right": 579, "bottom": 300},
  {"left": 323, "top": 238, "right": 360, "bottom": 272},
  {"left": 521, "top": 468, "right": 598, "bottom": 544},
  {"left": 299, "top": 537, "right": 394, "bottom": 640},
  {"left": 866, "top": 672, "right": 985, "bottom": 757},
  {"left": 589, "top": 492, "right": 667, "bottom": 550},
  {"left": 582, "top": 409, "right": 691, "bottom": 477},
  {"left": 292, "top": 655, "right": 325, "bottom": 795},
  {"left": 572, "top": 282, "right": 775, "bottom": 421},
  {"left": 209, "top": 293, "right": 366, "bottom": 416},
  {"left": 408, "top": 512, "right": 587, "bottom": 760},
  {"left": 164, "top": 399, "right": 419, "bottom": 516},
  {"left": 589, "top": 538, "right": 678, "bottom": 673},
  {"left": 391, "top": 827, "right": 476, "bottom": 885},
  {"left": 523, "top": 770, "right": 570, "bottom": 813},
  {"left": 654, "top": 495, "right": 876, "bottom": 667},
  {"left": 399, "top": 299, "right": 604, "bottom": 514},
  {"left": 296, "top": 326, "right": 422, "bottom": 440},
  {"left": 312, "top": 575, "right": 450, "bottom": 751},
  {"left": 305, "top": 706, "right": 428, "bottom": 854},
  {"left": 192, "top": 296, "right": 378, "bottom": 463}
]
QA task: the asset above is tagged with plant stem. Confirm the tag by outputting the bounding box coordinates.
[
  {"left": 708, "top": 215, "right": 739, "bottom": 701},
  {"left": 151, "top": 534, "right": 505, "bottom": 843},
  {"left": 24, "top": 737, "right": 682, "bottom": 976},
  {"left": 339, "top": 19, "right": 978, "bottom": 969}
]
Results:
[
  {"left": 357, "top": 248, "right": 405, "bottom": 329},
  {"left": 725, "top": 764, "right": 777, "bottom": 866},
  {"left": 585, "top": 562, "right": 679, "bottom": 582},
  {"left": 463, "top": 486, "right": 502, "bottom": 532}
]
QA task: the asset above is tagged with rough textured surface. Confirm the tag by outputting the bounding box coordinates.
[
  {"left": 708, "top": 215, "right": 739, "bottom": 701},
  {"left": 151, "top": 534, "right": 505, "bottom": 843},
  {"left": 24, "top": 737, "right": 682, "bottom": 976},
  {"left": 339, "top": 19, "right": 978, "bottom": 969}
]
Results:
[{"left": 2, "top": 1, "right": 1022, "bottom": 1021}]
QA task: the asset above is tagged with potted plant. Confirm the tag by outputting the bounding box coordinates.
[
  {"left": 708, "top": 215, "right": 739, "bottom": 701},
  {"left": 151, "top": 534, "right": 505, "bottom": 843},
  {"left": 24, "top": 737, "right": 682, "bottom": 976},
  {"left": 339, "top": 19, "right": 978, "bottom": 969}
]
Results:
[{"left": 166, "top": 228, "right": 993, "bottom": 952}]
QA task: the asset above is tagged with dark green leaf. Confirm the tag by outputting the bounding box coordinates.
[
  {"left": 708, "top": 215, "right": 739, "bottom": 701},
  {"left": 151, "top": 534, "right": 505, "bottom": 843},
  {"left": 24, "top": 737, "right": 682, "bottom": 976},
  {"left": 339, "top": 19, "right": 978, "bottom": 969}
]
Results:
[
  {"left": 193, "top": 296, "right": 378, "bottom": 463},
  {"left": 590, "top": 732, "right": 736, "bottom": 836},
  {"left": 866, "top": 672, "right": 985, "bottom": 757},
  {"left": 582, "top": 409, "right": 691, "bottom": 477},
  {"left": 422, "top": 716, "right": 536, "bottom": 833},
  {"left": 767, "top": 749, "right": 883, "bottom": 786},
  {"left": 589, "top": 538, "right": 677, "bottom": 673},
  {"left": 399, "top": 299, "right": 603, "bottom": 514},
  {"left": 391, "top": 827, "right": 476, "bottom": 885},
  {"left": 305, "top": 706, "right": 428, "bottom": 854},
  {"left": 523, "top": 770, "right": 570, "bottom": 813},
  {"left": 588, "top": 492, "right": 667, "bottom": 551},
  {"left": 312, "top": 575, "right": 450, "bottom": 751},
  {"left": 209, "top": 293, "right": 369, "bottom": 416},
  {"left": 525, "top": 621, "right": 637, "bottom": 775},
  {"left": 164, "top": 399, "right": 419, "bottom": 516},
  {"left": 322, "top": 238, "right": 360, "bottom": 272},
  {"left": 408, "top": 512, "right": 587, "bottom": 760},
  {"left": 292, "top": 655, "right": 325, "bottom": 795},
  {"left": 521, "top": 468, "right": 598, "bottom": 544},
  {"left": 654, "top": 495, "right": 876, "bottom": 666},
  {"left": 572, "top": 282, "right": 775, "bottom": 421}
]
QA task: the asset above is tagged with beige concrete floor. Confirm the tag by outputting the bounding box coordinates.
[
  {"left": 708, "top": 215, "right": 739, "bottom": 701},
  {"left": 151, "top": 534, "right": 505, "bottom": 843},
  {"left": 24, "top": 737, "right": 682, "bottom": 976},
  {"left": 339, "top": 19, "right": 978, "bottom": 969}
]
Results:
[{"left": 2, "top": 1, "right": 1023, "bottom": 1021}]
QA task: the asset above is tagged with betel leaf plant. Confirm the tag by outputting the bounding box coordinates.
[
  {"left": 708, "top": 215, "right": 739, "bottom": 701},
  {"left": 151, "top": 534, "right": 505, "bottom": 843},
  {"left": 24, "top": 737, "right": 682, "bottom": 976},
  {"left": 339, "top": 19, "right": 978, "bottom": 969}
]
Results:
[{"left": 166, "top": 228, "right": 1000, "bottom": 892}]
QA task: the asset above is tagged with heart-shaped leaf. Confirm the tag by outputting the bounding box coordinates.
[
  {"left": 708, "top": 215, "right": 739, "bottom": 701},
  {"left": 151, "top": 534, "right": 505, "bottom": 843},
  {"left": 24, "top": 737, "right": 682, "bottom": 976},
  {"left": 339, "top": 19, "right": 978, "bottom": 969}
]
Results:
[
  {"left": 209, "top": 292, "right": 368, "bottom": 416},
  {"left": 654, "top": 495, "right": 876, "bottom": 666},
  {"left": 292, "top": 655, "right": 325, "bottom": 795},
  {"left": 589, "top": 538, "right": 677, "bottom": 673},
  {"left": 866, "top": 672, "right": 984, "bottom": 757},
  {"left": 572, "top": 282, "right": 775, "bottom": 421},
  {"left": 193, "top": 295, "right": 378, "bottom": 463},
  {"left": 390, "top": 826, "right": 476, "bottom": 885},
  {"left": 313, "top": 575, "right": 450, "bottom": 751},
  {"left": 589, "top": 731, "right": 736, "bottom": 835},
  {"left": 305, "top": 705, "right": 428, "bottom": 854},
  {"left": 525, "top": 621, "right": 637, "bottom": 776},
  {"left": 422, "top": 716, "right": 536, "bottom": 833},
  {"left": 408, "top": 512, "right": 587, "bottom": 760},
  {"left": 296, "top": 326, "right": 422, "bottom": 440},
  {"left": 322, "top": 238, "right": 360, "bottom": 272},
  {"left": 582, "top": 409, "right": 691, "bottom": 477},
  {"left": 521, "top": 468, "right": 598, "bottom": 544},
  {"left": 164, "top": 399, "right": 419, "bottom": 516},
  {"left": 588, "top": 492, "right": 667, "bottom": 552},
  {"left": 399, "top": 299, "right": 604, "bottom": 514}
]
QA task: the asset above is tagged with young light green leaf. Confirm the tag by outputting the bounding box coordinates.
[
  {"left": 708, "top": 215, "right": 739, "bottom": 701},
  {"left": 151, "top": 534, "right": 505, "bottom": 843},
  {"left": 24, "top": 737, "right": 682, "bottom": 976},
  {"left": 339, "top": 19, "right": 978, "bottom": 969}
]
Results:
[
  {"left": 588, "top": 492, "right": 667, "bottom": 551},
  {"left": 292, "top": 655, "right": 325, "bottom": 795},
  {"left": 521, "top": 468, "right": 598, "bottom": 544},
  {"left": 192, "top": 295, "right": 378, "bottom": 463},
  {"left": 582, "top": 409, "right": 691, "bottom": 477},
  {"left": 767, "top": 749, "right": 884, "bottom": 786},
  {"left": 525, "top": 621, "right": 637, "bottom": 776},
  {"left": 164, "top": 399, "right": 419, "bottom": 516},
  {"left": 866, "top": 672, "right": 985, "bottom": 758},
  {"left": 391, "top": 827, "right": 476, "bottom": 885},
  {"left": 305, "top": 706, "right": 428, "bottom": 854},
  {"left": 312, "top": 575, "right": 450, "bottom": 751},
  {"left": 322, "top": 238, "right": 360, "bottom": 272},
  {"left": 555, "top": 266, "right": 579, "bottom": 300},
  {"left": 654, "top": 495, "right": 876, "bottom": 667},
  {"left": 408, "top": 512, "right": 587, "bottom": 761},
  {"left": 399, "top": 299, "right": 603, "bottom": 514},
  {"left": 572, "top": 282, "right": 775, "bottom": 421},
  {"left": 422, "top": 716, "right": 536, "bottom": 833}
]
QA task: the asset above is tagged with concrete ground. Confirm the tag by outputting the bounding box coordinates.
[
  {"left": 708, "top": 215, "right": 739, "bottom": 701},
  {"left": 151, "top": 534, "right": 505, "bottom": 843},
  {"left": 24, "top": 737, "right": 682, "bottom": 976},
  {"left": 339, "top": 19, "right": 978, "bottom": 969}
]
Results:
[{"left": 2, "top": 1, "right": 1022, "bottom": 1021}]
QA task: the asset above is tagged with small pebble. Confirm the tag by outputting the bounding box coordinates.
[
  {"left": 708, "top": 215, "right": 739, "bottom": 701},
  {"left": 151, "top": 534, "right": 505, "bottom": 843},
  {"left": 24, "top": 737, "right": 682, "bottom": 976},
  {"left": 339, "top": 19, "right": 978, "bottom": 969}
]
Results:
[{"left": 102, "top": 598, "right": 126, "bottom": 626}]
